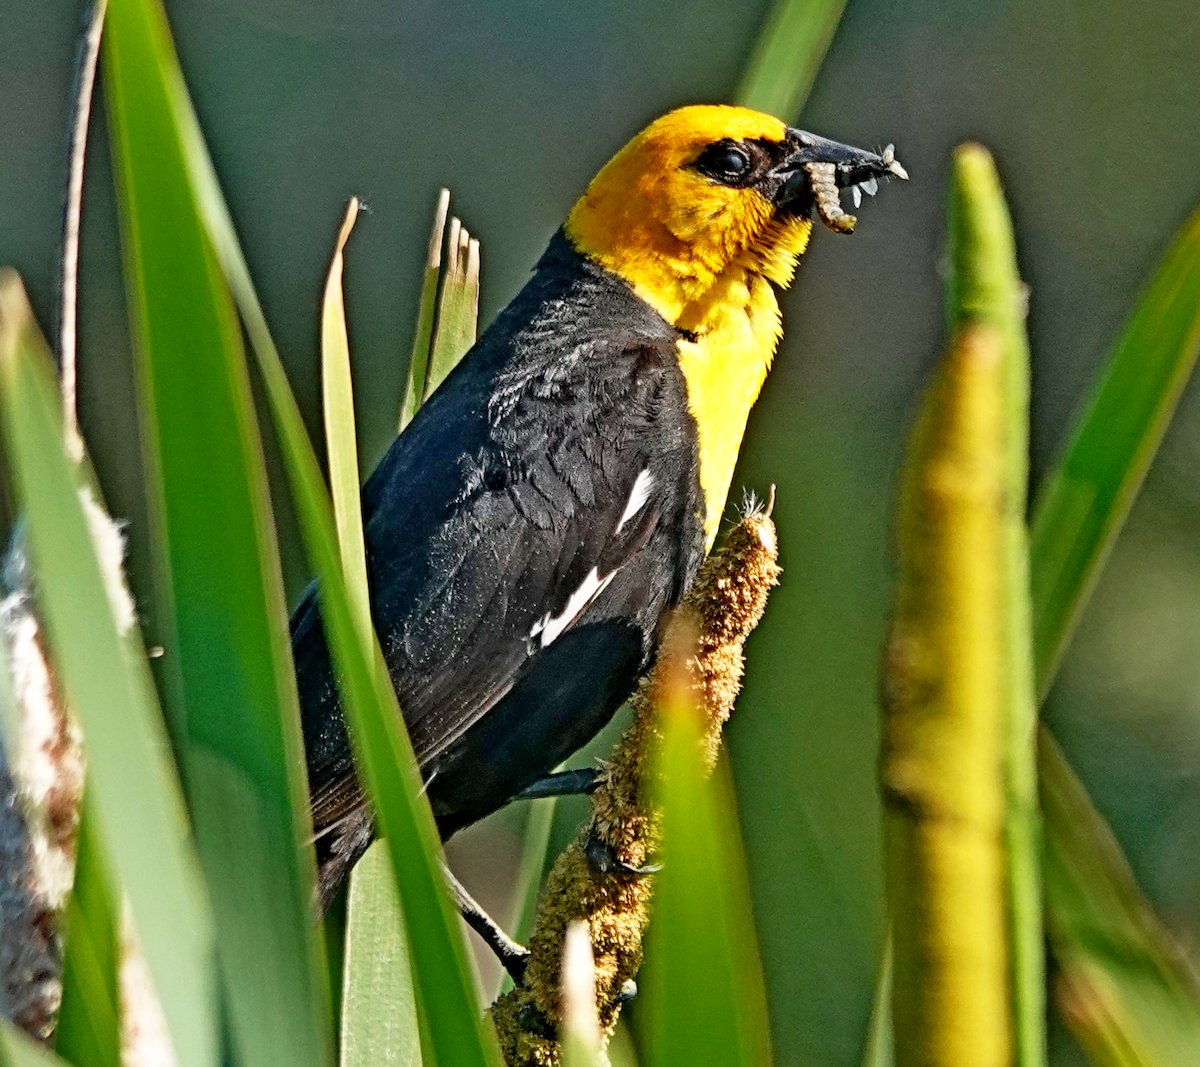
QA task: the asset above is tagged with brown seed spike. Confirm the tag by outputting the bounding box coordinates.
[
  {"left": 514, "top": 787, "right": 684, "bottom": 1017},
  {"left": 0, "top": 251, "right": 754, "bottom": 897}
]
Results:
[{"left": 488, "top": 507, "right": 782, "bottom": 1065}]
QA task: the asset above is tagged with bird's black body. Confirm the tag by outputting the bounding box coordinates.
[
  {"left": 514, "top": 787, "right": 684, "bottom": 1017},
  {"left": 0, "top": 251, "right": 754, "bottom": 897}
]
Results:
[{"left": 292, "top": 232, "right": 706, "bottom": 902}]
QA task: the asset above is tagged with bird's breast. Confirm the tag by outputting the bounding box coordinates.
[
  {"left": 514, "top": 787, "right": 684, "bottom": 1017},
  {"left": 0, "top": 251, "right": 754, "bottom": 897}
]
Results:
[{"left": 674, "top": 266, "right": 782, "bottom": 546}]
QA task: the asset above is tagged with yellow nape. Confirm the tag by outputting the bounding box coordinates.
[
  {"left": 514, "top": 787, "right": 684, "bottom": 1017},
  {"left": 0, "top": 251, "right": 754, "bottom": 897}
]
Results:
[{"left": 566, "top": 104, "right": 813, "bottom": 545}]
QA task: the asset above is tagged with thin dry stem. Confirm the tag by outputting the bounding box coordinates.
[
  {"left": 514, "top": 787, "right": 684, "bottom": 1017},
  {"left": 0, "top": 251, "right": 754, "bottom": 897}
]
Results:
[{"left": 59, "top": 0, "right": 107, "bottom": 465}]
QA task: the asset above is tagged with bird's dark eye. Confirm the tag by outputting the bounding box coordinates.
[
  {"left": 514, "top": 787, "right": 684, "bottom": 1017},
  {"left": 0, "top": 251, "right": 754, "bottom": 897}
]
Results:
[{"left": 694, "top": 142, "right": 753, "bottom": 185}]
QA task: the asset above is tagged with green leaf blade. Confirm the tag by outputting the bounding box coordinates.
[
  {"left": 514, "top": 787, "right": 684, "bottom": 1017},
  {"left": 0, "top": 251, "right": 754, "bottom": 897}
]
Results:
[
  {"left": 323, "top": 202, "right": 426, "bottom": 1067},
  {"left": 399, "top": 190, "right": 450, "bottom": 431},
  {"left": 0, "top": 1017, "right": 75, "bottom": 1067},
  {"left": 735, "top": 0, "right": 848, "bottom": 119},
  {"left": 426, "top": 218, "right": 479, "bottom": 398},
  {"left": 321, "top": 197, "right": 371, "bottom": 635},
  {"left": 146, "top": 58, "right": 501, "bottom": 1064},
  {"left": 1023, "top": 195, "right": 1200, "bottom": 1064},
  {"left": 55, "top": 801, "right": 122, "bottom": 1067},
  {"left": 644, "top": 695, "right": 771, "bottom": 1067},
  {"left": 103, "top": 2, "right": 334, "bottom": 1064},
  {"left": 1041, "top": 737, "right": 1200, "bottom": 1067},
  {"left": 1031, "top": 205, "right": 1200, "bottom": 697},
  {"left": 341, "top": 841, "right": 423, "bottom": 1067}
]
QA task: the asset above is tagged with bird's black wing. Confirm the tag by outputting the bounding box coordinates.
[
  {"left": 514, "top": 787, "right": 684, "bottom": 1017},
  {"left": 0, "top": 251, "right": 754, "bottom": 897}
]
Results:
[
  {"left": 374, "top": 345, "right": 690, "bottom": 771},
  {"left": 292, "top": 234, "right": 704, "bottom": 896}
]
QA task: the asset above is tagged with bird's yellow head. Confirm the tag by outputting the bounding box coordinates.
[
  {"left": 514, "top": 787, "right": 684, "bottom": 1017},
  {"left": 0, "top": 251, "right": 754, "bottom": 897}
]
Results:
[
  {"left": 566, "top": 104, "right": 906, "bottom": 327},
  {"left": 566, "top": 105, "right": 906, "bottom": 546}
]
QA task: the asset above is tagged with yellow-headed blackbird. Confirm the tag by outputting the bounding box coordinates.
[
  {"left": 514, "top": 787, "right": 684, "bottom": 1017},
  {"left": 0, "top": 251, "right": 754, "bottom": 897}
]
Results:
[{"left": 292, "top": 105, "right": 905, "bottom": 907}]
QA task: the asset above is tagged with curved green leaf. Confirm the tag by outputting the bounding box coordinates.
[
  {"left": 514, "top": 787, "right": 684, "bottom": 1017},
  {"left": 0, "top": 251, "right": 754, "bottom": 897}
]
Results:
[
  {"left": 1032, "top": 206, "right": 1200, "bottom": 697},
  {"left": 103, "top": 2, "right": 334, "bottom": 1064},
  {"left": 341, "top": 842, "right": 422, "bottom": 1067}
]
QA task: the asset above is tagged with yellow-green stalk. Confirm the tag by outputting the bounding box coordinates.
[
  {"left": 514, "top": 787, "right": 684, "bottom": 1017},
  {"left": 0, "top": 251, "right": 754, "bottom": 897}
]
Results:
[
  {"left": 881, "top": 316, "right": 1010, "bottom": 1066},
  {"left": 946, "top": 144, "right": 1045, "bottom": 1067}
]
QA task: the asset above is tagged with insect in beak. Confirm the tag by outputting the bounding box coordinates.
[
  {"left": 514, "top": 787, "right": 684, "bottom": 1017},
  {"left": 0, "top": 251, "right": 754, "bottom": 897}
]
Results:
[{"left": 772, "top": 132, "right": 908, "bottom": 233}]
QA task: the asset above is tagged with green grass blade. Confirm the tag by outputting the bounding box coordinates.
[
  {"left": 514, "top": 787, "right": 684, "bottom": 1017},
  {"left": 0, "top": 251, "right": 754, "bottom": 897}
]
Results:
[
  {"left": 1031, "top": 206, "right": 1200, "bottom": 697},
  {"left": 860, "top": 942, "right": 893, "bottom": 1067},
  {"left": 735, "top": 0, "right": 849, "bottom": 119},
  {"left": 399, "top": 190, "right": 450, "bottom": 431},
  {"left": 341, "top": 841, "right": 422, "bottom": 1067},
  {"left": 225, "top": 223, "right": 499, "bottom": 1067},
  {"left": 322, "top": 202, "right": 425, "bottom": 1067},
  {"left": 426, "top": 217, "right": 479, "bottom": 398},
  {"left": 947, "top": 144, "right": 1044, "bottom": 1067},
  {"left": 131, "top": 30, "right": 499, "bottom": 1060},
  {"left": 273, "top": 405, "right": 499, "bottom": 1067},
  {"left": 55, "top": 800, "right": 121, "bottom": 1067},
  {"left": 644, "top": 688, "right": 771, "bottom": 1067},
  {"left": 0, "top": 274, "right": 217, "bottom": 1067},
  {"left": 560, "top": 924, "right": 602, "bottom": 1067},
  {"left": 103, "top": 2, "right": 335, "bottom": 1064},
  {"left": 321, "top": 197, "right": 370, "bottom": 633}
]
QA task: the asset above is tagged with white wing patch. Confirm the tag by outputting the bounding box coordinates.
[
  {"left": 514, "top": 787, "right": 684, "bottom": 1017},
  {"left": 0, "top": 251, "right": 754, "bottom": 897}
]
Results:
[
  {"left": 530, "top": 566, "right": 617, "bottom": 648},
  {"left": 615, "top": 470, "right": 654, "bottom": 534},
  {"left": 528, "top": 470, "right": 654, "bottom": 650}
]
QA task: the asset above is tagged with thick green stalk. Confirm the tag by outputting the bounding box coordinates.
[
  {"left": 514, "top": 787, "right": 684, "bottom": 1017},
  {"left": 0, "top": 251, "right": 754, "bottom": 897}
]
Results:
[
  {"left": 946, "top": 145, "right": 1045, "bottom": 1067},
  {"left": 881, "top": 318, "right": 1010, "bottom": 1067}
]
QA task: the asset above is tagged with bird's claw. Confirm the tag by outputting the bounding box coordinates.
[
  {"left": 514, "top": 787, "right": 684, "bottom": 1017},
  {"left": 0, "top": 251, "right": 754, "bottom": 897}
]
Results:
[{"left": 584, "top": 833, "right": 661, "bottom": 876}]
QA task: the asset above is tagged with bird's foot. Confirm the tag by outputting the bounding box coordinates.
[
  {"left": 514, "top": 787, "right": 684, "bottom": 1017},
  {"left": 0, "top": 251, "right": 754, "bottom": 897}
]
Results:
[{"left": 584, "top": 832, "right": 661, "bottom": 876}]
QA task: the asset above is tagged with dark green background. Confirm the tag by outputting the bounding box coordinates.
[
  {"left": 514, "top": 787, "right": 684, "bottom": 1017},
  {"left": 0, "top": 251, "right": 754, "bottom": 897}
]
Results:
[{"left": 5, "top": 0, "right": 1200, "bottom": 1063}]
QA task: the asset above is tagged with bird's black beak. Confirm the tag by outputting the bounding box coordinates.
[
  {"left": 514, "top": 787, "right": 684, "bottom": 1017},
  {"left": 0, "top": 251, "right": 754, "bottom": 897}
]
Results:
[{"left": 770, "top": 130, "right": 908, "bottom": 233}]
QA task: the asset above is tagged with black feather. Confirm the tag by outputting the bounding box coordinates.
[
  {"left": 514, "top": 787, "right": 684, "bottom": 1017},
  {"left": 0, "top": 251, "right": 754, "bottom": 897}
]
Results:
[{"left": 293, "top": 232, "right": 705, "bottom": 904}]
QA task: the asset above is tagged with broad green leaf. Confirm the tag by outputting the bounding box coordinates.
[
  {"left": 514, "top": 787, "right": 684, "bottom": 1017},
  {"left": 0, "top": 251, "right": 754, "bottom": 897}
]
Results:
[
  {"left": 245, "top": 236, "right": 498, "bottom": 1067},
  {"left": 122, "top": 10, "right": 500, "bottom": 1060},
  {"left": 399, "top": 190, "right": 450, "bottom": 431},
  {"left": 55, "top": 801, "right": 121, "bottom": 1067},
  {"left": 735, "top": 0, "right": 849, "bottom": 120},
  {"left": 946, "top": 144, "right": 1045, "bottom": 1067},
  {"left": 0, "top": 273, "right": 217, "bottom": 1067},
  {"left": 262, "top": 316, "right": 500, "bottom": 1067},
  {"left": 341, "top": 842, "right": 422, "bottom": 1067},
  {"left": 426, "top": 216, "right": 479, "bottom": 397},
  {"left": 1031, "top": 205, "right": 1200, "bottom": 697},
  {"left": 644, "top": 686, "right": 771, "bottom": 1067},
  {"left": 103, "top": 2, "right": 334, "bottom": 1065}
]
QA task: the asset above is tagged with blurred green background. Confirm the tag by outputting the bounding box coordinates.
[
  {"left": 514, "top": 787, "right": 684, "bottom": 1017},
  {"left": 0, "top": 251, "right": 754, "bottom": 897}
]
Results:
[{"left": 5, "top": 0, "right": 1200, "bottom": 1063}]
